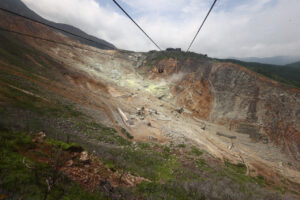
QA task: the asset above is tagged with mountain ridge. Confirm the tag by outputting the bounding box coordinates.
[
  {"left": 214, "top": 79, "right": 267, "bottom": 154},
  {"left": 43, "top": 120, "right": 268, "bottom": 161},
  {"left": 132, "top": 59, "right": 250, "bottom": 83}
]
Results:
[
  {"left": 229, "top": 55, "right": 300, "bottom": 65},
  {"left": 0, "top": 0, "right": 115, "bottom": 50},
  {"left": 286, "top": 61, "right": 300, "bottom": 68},
  {"left": 216, "top": 58, "right": 300, "bottom": 88}
]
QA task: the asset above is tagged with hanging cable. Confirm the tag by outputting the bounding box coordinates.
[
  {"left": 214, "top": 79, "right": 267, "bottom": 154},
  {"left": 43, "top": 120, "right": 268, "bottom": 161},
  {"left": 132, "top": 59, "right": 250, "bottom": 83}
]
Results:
[
  {"left": 186, "top": 0, "right": 218, "bottom": 52},
  {"left": 0, "top": 27, "right": 132, "bottom": 59},
  {"left": 112, "top": 0, "right": 162, "bottom": 51},
  {"left": 0, "top": 7, "right": 115, "bottom": 50}
]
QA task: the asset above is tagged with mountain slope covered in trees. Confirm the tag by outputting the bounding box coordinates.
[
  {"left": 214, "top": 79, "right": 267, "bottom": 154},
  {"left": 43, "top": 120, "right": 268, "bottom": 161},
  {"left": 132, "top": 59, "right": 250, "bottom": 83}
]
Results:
[{"left": 217, "top": 58, "right": 300, "bottom": 88}]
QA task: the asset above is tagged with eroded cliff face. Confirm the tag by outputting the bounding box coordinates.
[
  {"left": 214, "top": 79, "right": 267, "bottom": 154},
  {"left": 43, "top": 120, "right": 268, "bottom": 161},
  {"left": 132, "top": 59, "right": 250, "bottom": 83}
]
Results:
[
  {"left": 145, "top": 55, "right": 300, "bottom": 162},
  {"left": 173, "top": 74, "right": 213, "bottom": 119},
  {"left": 210, "top": 63, "right": 300, "bottom": 160}
]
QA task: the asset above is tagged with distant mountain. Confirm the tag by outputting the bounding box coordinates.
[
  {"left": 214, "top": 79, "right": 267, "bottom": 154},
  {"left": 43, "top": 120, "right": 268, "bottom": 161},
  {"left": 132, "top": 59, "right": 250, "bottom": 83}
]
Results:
[
  {"left": 217, "top": 58, "right": 300, "bottom": 88},
  {"left": 230, "top": 56, "right": 300, "bottom": 65},
  {"left": 286, "top": 61, "right": 300, "bottom": 68},
  {"left": 0, "top": 0, "right": 115, "bottom": 50}
]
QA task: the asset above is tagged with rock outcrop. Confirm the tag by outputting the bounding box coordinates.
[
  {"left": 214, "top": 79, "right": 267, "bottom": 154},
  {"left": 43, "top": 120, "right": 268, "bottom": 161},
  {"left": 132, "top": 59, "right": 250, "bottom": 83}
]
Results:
[{"left": 144, "top": 54, "right": 300, "bottom": 163}]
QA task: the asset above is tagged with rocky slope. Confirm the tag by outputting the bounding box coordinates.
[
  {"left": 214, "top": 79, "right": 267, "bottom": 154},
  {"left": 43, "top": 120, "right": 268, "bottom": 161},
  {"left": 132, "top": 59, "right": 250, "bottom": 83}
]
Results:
[
  {"left": 0, "top": 5, "right": 300, "bottom": 199},
  {"left": 143, "top": 52, "right": 300, "bottom": 166},
  {"left": 217, "top": 58, "right": 300, "bottom": 88},
  {"left": 147, "top": 53, "right": 300, "bottom": 160}
]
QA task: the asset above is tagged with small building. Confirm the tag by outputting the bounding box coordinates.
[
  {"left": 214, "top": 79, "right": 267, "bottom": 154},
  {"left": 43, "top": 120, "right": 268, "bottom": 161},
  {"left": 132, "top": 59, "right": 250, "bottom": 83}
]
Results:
[
  {"left": 166, "top": 48, "right": 174, "bottom": 51},
  {"left": 166, "top": 48, "right": 181, "bottom": 52}
]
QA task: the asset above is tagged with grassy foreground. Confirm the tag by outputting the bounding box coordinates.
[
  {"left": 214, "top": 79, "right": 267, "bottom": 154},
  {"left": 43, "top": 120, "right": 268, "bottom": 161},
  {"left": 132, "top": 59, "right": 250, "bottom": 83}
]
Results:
[{"left": 1, "top": 127, "right": 291, "bottom": 200}]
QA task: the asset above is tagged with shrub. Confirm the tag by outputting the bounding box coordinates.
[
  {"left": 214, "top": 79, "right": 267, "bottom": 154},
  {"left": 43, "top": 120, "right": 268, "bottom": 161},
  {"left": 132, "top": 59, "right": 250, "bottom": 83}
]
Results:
[{"left": 121, "top": 128, "right": 134, "bottom": 139}]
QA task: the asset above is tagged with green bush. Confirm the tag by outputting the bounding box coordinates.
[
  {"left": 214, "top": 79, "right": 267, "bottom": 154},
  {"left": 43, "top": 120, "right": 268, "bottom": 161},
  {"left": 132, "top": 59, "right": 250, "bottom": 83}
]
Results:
[
  {"left": 46, "top": 138, "right": 83, "bottom": 152},
  {"left": 121, "top": 128, "right": 134, "bottom": 139},
  {"left": 191, "top": 146, "right": 203, "bottom": 156}
]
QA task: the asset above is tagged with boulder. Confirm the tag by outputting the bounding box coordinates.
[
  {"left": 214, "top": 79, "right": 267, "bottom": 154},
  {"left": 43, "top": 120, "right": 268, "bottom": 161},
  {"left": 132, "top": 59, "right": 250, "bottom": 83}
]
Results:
[{"left": 79, "top": 151, "right": 90, "bottom": 163}]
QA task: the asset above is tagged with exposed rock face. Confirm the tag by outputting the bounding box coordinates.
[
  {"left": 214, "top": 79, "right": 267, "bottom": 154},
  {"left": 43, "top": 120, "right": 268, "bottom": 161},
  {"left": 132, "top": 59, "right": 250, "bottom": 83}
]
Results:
[
  {"left": 173, "top": 74, "right": 213, "bottom": 119},
  {"left": 209, "top": 63, "right": 300, "bottom": 161},
  {"left": 146, "top": 56, "right": 300, "bottom": 161}
]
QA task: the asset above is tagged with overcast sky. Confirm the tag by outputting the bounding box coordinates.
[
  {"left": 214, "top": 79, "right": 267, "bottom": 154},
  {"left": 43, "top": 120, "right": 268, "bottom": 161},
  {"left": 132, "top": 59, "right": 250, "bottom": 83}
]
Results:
[{"left": 22, "top": 0, "right": 300, "bottom": 58}]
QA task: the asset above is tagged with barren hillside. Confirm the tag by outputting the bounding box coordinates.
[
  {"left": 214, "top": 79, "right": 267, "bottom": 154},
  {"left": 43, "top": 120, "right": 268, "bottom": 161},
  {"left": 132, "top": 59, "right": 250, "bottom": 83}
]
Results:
[{"left": 0, "top": 6, "right": 300, "bottom": 200}]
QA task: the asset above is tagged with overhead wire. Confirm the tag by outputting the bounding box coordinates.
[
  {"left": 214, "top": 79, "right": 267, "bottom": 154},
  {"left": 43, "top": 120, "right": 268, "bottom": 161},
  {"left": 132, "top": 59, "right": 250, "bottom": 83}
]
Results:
[
  {"left": 0, "top": 7, "right": 115, "bottom": 50},
  {"left": 112, "top": 0, "right": 162, "bottom": 51},
  {"left": 0, "top": 26, "right": 113, "bottom": 56},
  {"left": 186, "top": 0, "right": 218, "bottom": 52},
  {"left": 0, "top": 26, "right": 141, "bottom": 63},
  {"left": 0, "top": 8, "right": 142, "bottom": 60}
]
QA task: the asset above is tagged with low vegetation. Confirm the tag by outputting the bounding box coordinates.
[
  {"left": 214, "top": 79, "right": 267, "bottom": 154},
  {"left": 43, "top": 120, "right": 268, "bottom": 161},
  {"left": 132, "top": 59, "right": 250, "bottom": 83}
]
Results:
[
  {"left": 2, "top": 127, "right": 294, "bottom": 199},
  {"left": 0, "top": 129, "right": 107, "bottom": 200},
  {"left": 121, "top": 128, "right": 134, "bottom": 139}
]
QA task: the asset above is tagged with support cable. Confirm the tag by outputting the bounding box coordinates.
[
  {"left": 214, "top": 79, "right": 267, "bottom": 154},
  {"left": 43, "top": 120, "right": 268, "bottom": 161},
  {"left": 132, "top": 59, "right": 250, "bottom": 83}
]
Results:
[
  {"left": 0, "top": 27, "right": 125, "bottom": 58},
  {"left": 186, "top": 0, "right": 218, "bottom": 52},
  {"left": 112, "top": 0, "right": 162, "bottom": 51}
]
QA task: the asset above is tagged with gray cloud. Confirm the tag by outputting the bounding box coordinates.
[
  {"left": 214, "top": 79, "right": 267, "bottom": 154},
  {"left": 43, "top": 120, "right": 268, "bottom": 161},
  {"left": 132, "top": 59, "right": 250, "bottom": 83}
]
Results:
[{"left": 22, "top": 0, "right": 300, "bottom": 58}]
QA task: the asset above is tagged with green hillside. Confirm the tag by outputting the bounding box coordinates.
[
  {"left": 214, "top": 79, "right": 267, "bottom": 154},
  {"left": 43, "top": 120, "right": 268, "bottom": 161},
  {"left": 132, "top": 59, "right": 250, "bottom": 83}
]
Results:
[
  {"left": 217, "top": 59, "right": 300, "bottom": 88},
  {"left": 286, "top": 61, "right": 300, "bottom": 68}
]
